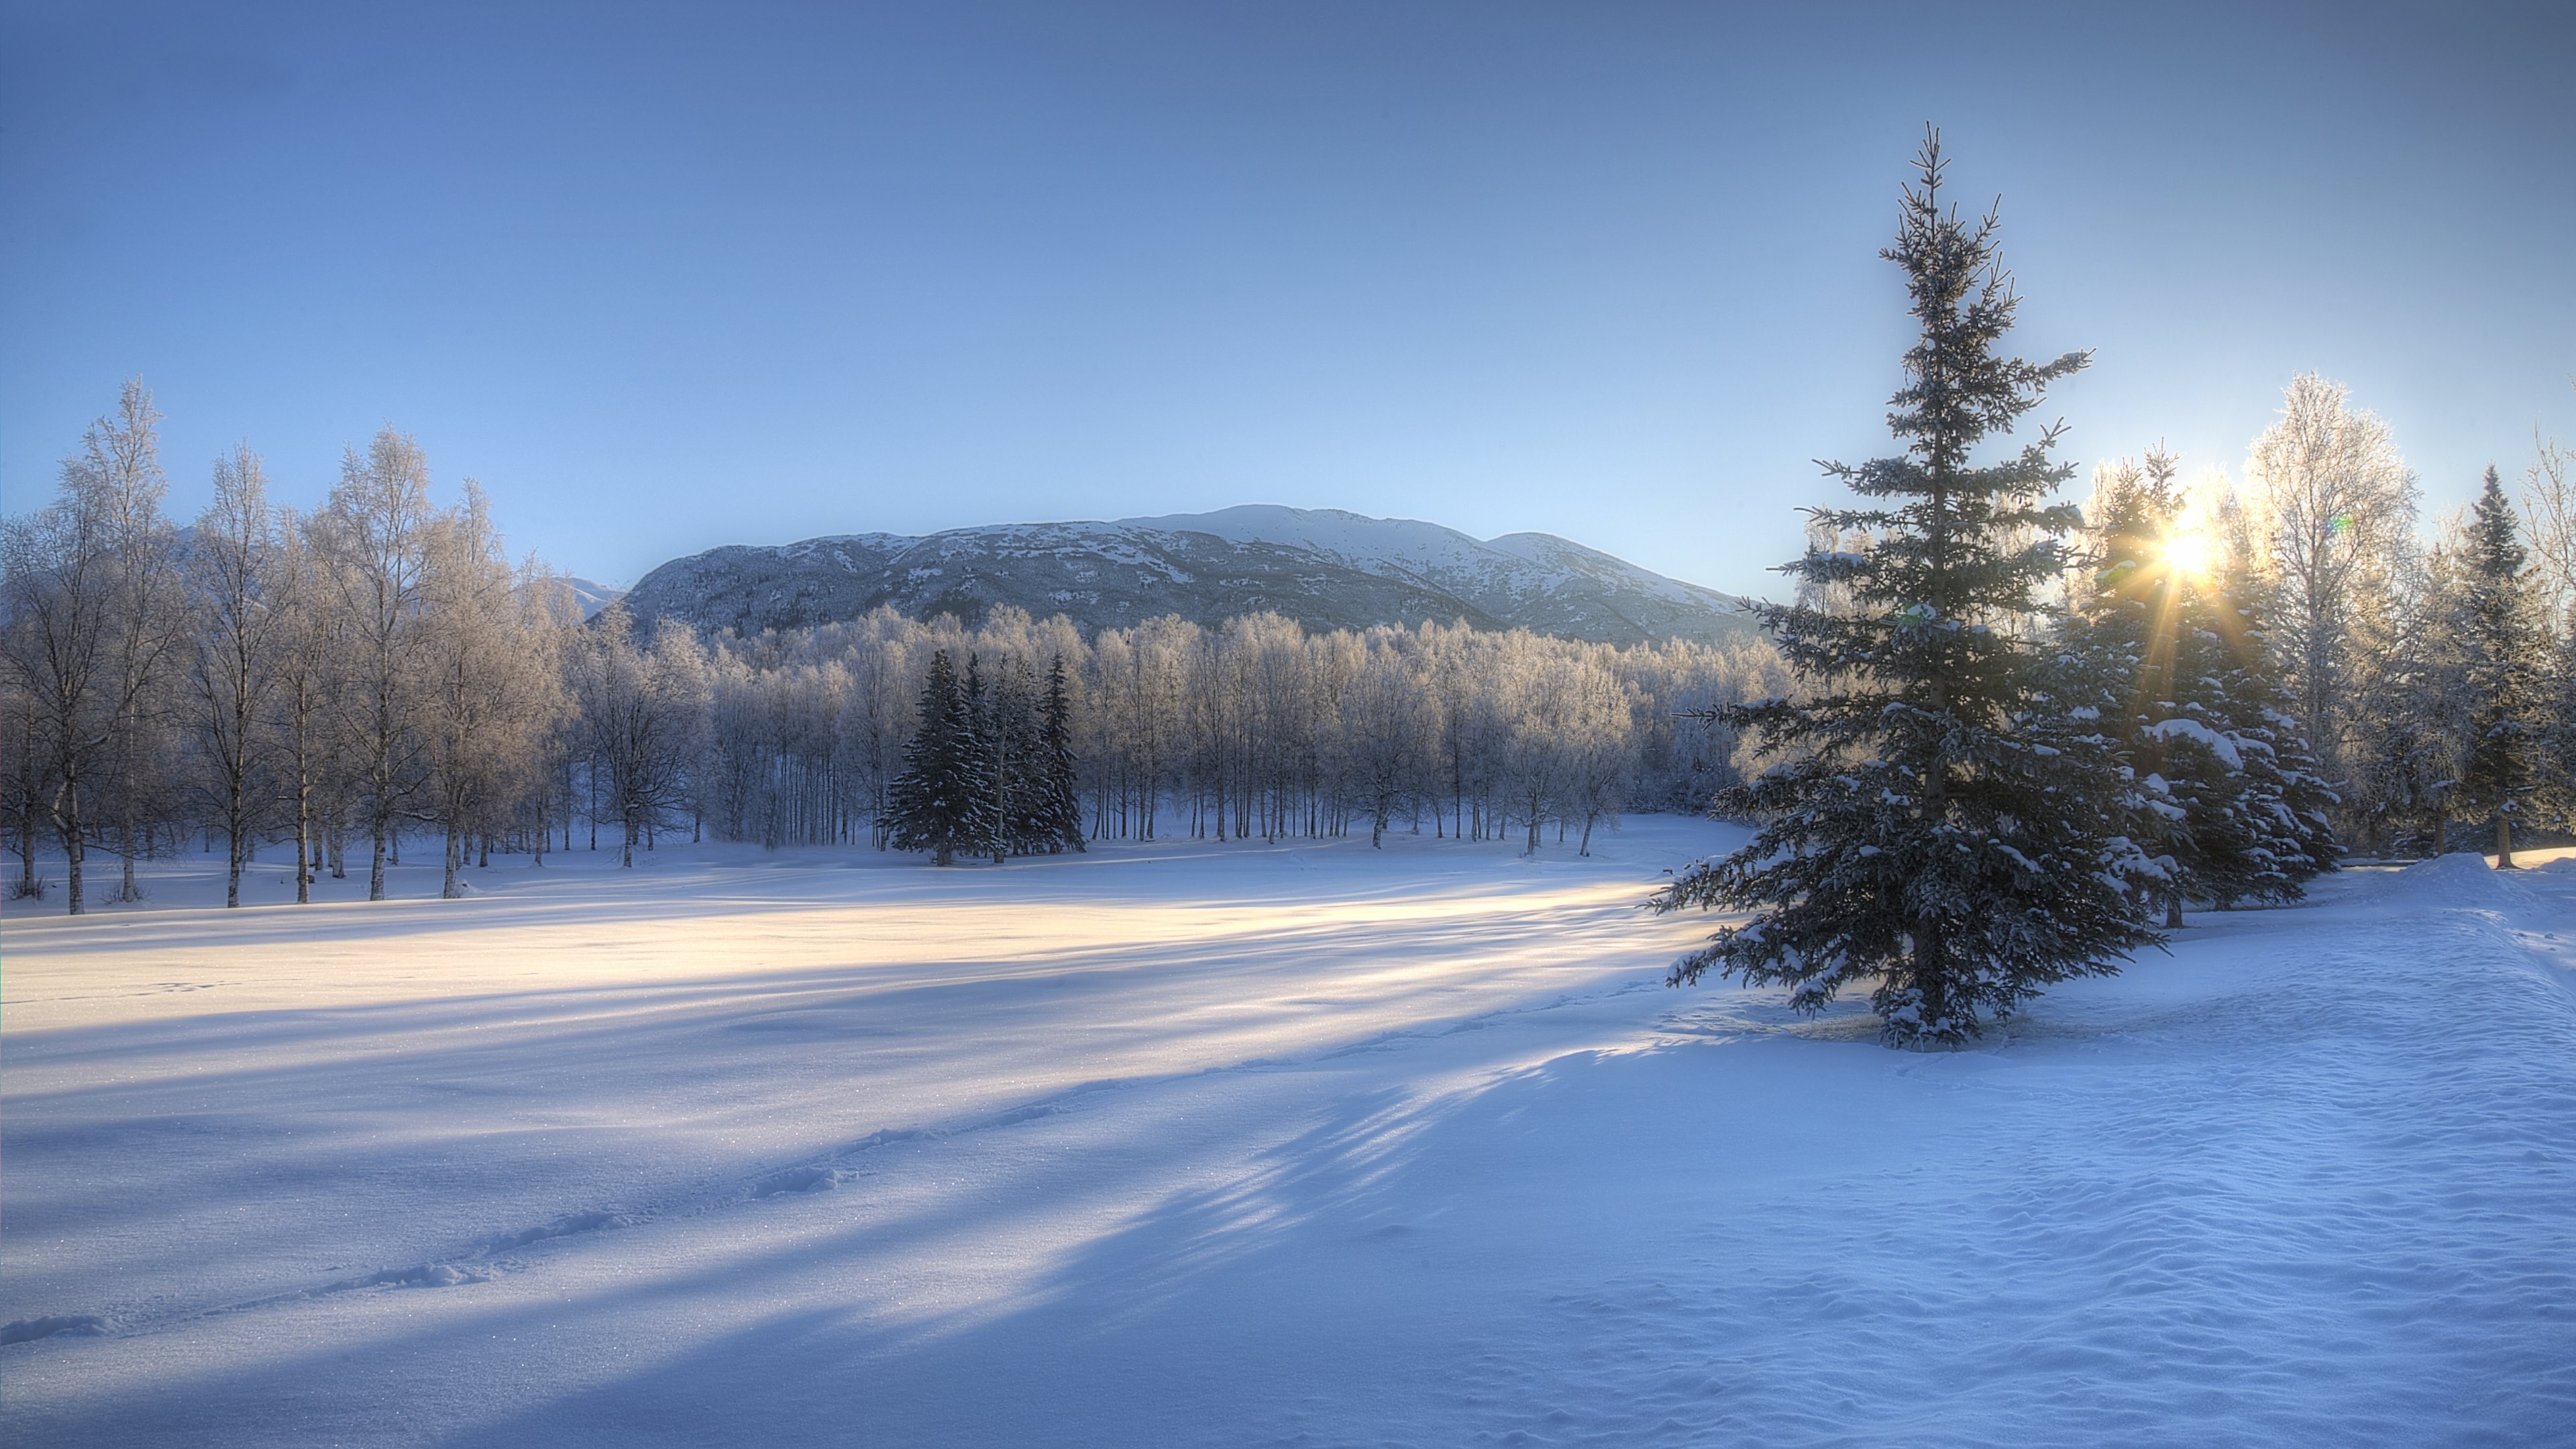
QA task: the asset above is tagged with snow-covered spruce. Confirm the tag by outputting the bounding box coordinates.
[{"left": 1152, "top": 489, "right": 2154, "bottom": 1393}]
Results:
[
  {"left": 886, "top": 648, "right": 1082, "bottom": 865},
  {"left": 2056, "top": 449, "right": 2336, "bottom": 924},
  {"left": 1654, "top": 131, "right": 2161, "bottom": 1048}
]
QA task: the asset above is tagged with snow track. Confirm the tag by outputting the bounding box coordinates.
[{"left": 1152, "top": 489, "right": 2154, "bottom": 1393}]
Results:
[{"left": 3, "top": 830, "right": 2571, "bottom": 1446}]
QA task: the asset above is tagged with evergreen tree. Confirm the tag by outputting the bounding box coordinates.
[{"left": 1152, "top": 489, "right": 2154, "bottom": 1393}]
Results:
[
  {"left": 2200, "top": 492, "right": 2338, "bottom": 877},
  {"left": 1653, "top": 132, "right": 2159, "bottom": 1047},
  {"left": 2190, "top": 517, "right": 2339, "bottom": 897},
  {"left": 963, "top": 653, "right": 1006, "bottom": 863},
  {"left": 1038, "top": 653, "right": 1085, "bottom": 853},
  {"left": 2455, "top": 466, "right": 2547, "bottom": 865},
  {"left": 885, "top": 650, "right": 985, "bottom": 865},
  {"left": 986, "top": 655, "right": 1046, "bottom": 859},
  {"left": 2059, "top": 454, "right": 2200, "bottom": 925}
]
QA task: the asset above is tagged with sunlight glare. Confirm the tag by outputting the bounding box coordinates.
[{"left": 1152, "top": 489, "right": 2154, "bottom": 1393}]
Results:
[{"left": 2162, "top": 531, "right": 2214, "bottom": 577}]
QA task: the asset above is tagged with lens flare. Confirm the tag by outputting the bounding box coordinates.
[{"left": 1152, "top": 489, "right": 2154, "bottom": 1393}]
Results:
[{"left": 2162, "top": 531, "right": 2214, "bottom": 577}]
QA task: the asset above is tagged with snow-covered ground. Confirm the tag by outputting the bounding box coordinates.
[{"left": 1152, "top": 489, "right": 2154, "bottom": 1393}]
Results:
[{"left": 4, "top": 821, "right": 2571, "bottom": 1446}]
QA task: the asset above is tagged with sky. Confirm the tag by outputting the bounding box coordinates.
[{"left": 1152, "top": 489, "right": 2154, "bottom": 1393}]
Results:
[{"left": 3, "top": 1, "right": 2571, "bottom": 599}]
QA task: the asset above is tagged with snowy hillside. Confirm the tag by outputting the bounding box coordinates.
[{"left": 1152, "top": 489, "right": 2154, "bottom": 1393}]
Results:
[
  {"left": 617, "top": 504, "right": 1762, "bottom": 645},
  {"left": 4, "top": 828, "right": 2571, "bottom": 1445},
  {"left": 563, "top": 576, "right": 625, "bottom": 620}
]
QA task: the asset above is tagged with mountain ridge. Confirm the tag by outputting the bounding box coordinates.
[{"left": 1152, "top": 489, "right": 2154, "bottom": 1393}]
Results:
[{"left": 620, "top": 505, "right": 1764, "bottom": 648}]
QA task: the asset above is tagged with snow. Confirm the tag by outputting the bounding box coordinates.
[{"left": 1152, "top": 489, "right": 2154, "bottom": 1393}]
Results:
[
  {"left": 4, "top": 826, "right": 2573, "bottom": 1446},
  {"left": 2144, "top": 716, "right": 2246, "bottom": 769}
]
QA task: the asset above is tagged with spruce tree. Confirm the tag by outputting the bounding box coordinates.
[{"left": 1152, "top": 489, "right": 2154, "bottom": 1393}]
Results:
[
  {"left": 2455, "top": 466, "right": 2546, "bottom": 865},
  {"left": 886, "top": 650, "right": 983, "bottom": 866},
  {"left": 964, "top": 653, "right": 1005, "bottom": 863},
  {"left": 2060, "top": 455, "right": 2201, "bottom": 925},
  {"left": 2068, "top": 453, "right": 2338, "bottom": 914},
  {"left": 1039, "top": 653, "right": 1086, "bottom": 853},
  {"left": 2188, "top": 519, "right": 2339, "bottom": 899},
  {"left": 1653, "top": 131, "right": 2159, "bottom": 1047},
  {"left": 987, "top": 656, "right": 1045, "bottom": 858}
]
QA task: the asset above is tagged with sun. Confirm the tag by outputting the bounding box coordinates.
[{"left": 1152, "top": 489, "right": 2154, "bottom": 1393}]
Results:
[{"left": 2161, "top": 531, "right": 2214, "bottom": 578}]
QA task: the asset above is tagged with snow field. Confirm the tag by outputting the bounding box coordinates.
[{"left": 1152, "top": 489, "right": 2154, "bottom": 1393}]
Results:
[{"left": 3, "top": 824, "right": 2572, "bottom": 1446}]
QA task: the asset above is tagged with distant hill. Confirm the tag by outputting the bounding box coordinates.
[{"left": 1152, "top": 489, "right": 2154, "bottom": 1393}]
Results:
[
  {"left": 564, "top": 576, "right": 625, "bottom": 620},
  {"left": 619, "top": 506, "right": 1763, "bottom": 649}
]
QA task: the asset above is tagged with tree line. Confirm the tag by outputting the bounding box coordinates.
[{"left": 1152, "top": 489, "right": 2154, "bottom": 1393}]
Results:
[
  {"left": 0, "top": 387, "right": 1787, "bottom": 912},
  {"left": 5, "top": 334, "right": 2565, "bottom": 929}
]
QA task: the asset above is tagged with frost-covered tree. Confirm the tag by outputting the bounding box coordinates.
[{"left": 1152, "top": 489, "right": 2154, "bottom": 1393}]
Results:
[
  {"left": 182, "top": 445, "right": 286, "bottom": 907},
  {"left": 264, "top": 510, "right": 347, "bottom": 899},
  {"left": 574, "top": 605, "right": 709, "bottom": 867},
  {"left": 315, "top": 429, "right": 437, "bottom": 900},
  {"left": 2244, "top": 373, "right": 2418, "bottom": 784},
  {"left": 1653, "top": 133, "right": 2159, "bottom": 1047},
  {"left": 1339, "top": 629, "right": 1424, "bottom": 848},
  {"left": 0, "top": 382, "right": 183, "bottom": 913},
  {"left": 417, "top": 484, "right": 571, "bottom": 897}
]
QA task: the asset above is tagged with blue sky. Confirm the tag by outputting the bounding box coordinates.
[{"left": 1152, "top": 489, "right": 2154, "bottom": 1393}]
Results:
[{"left": 4, "top": 1, "right": 2570, "bottom": 596}]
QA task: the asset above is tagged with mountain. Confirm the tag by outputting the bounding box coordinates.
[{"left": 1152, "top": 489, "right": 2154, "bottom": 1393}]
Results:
[
  {"left": 619, "top": 505, "right": 1763, "bottom": 648},
  {"left": 564, "top": 576, "right": 626, "bottom": 620}
]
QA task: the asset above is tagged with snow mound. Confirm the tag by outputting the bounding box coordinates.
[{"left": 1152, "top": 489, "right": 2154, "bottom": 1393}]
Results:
[{"left": 2368, "top": 851, "right": 2527, "bottom": 910}]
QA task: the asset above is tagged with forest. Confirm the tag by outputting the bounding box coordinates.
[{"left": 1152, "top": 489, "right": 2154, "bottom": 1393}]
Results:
[{"left": 3, "top": 368, "right": 2571, "bottom": 919}]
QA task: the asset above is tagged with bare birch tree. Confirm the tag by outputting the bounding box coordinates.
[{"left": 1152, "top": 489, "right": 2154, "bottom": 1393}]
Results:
[
  {"left": 183, "top": 444, "right": 286, "bottom": 906},
  {"left": 417, "top": 484, "right": 572, "bottom": 898},
  {"left": 316, "top": 429, "right": 437, "bottom": 900}
]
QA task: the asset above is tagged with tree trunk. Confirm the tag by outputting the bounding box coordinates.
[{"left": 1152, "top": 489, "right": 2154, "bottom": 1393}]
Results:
[
  {"left": 2497, "top": 810, "right": 2516, "bottom": 869},
  {"left": 225, "top": 774, "right": 246, "bottom": 909},
  {"left": 118, "top": 754, "right": 140, "bottom": 902},
  {"left": 2165, "top": 892, "right": 2184, "bottom": 929},
  {"left": 294, "top": 760, "right": 313, "bottom": 905},
  {"left": 57, "top": 776, "right": 86, "bottom": 916},
  {"left": 370, "top": 826, "right": 388, "bottom": 901},
  {"left": 622, "top": 815, "right": 637, "bottom": 869},
  {"left": 443, "top": 825, "right": 463, "bottom": 898}
]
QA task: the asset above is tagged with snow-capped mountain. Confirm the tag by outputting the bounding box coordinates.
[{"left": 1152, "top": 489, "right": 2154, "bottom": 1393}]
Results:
[
  {"left": 619, "top": 506, "right": 1762, "bottom": 647},
  {"left": 563, "top": 576, "right": 626, "bottom": 620}
]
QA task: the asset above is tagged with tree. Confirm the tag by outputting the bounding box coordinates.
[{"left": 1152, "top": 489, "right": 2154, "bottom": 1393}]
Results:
[
  {"left": 265, "top": 510, "right": 345, "bottom": 901},
  {"left": 0, "top": 382, "right": 181, "bottom": 913},
  {"left": 981, "top": 653, "right": 1042, "bottom": 861},
  {"left": 1652, "top": 132, "right": 2159, "bottom": 1047},
  {"left": 1339, "top": 631, "right": 1424, "bottom": 848},
  {"left": 1038, "top": 652, "right": 1085, "bottom": 853},
  {"left": 886, "top": 650, "right": 984, "bottom": 865},
  {"left": 315, "top": 429, "right": 437, "bottom": 900},
  {"left": 1, "top": 465, "right": 117, "bottom": 913},
  {"left": 2453, "top": 467, "right": 2547, "bottom": 865},
  {"left": 2244, "top": 373, "right": 2418, "bottom": 790},
  {"left": 417, "top": 484, "right": 571, "bottom": 897},
  {"left": 2518, "top": 413, "right": 2575, "bottom": 838},
  {"left": 2063, "top": 452, "right": 2334, "bottom": 922},
  {"left": 182, "top": 444, "right": 286, "bottom": 907},
  {"left": 573, "top": 606, "right": 708, "bottom": 867}
]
